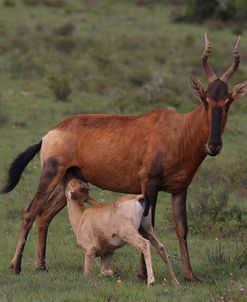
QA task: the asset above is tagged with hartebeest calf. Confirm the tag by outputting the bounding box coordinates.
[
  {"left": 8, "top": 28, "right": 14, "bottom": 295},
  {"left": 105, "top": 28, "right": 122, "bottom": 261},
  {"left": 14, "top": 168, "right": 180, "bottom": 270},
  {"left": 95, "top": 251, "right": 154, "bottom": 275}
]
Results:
[
  {"left": 1, "top": 34, "right": 247, "bottom": 281},
  {"left": 65, "top": 176, "right": 178, "bottom": 286}
]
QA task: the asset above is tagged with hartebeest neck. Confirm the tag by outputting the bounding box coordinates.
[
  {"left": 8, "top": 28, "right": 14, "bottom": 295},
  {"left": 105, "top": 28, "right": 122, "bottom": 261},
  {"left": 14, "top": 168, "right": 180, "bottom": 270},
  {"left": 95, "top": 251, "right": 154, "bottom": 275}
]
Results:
[
  {"left": 67, "top": 201, "right": 85, "bottom": 235},
  {"left": 181, "top": 105, "right": 208, "bottom": 167}
]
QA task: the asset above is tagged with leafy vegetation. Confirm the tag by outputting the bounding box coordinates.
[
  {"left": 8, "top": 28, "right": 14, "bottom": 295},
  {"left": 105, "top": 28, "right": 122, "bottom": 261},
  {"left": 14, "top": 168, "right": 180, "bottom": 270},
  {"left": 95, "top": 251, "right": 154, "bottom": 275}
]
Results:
[
  {"left": 0, "top": 1, "right": 246, "bottom": 301},
  {"left": 173, "top": 0, "right": 247, "bottom": 26},
  {"left": 48, "top": 72, "right": 72, "bottom": 101}
]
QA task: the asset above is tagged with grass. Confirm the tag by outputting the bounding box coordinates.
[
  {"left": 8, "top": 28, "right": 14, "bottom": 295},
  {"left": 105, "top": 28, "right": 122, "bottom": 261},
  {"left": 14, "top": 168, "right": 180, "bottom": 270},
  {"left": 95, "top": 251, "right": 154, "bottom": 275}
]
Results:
[{"left": 0, "top": 1, "right": 247, "bottom": 301}]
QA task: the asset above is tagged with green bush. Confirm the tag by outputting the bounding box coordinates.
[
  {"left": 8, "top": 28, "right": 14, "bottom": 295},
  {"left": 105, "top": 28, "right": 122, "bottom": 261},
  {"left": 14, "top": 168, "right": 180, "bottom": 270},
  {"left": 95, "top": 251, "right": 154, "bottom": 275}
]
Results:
[
  {"left": 22, "top": 0, "right": 64, "bottom": 7},
  {"left": 173, "top": 0, "right": 247, "bottom": 24},
  {"left": 52, "top": 22, "right": 75, "bottom": 37},
  {"left": 48, "top": 73, "right": 71, "bottom": 101},
  {"left": 3, "top": 0, "right": 15, "bottom": 7}
]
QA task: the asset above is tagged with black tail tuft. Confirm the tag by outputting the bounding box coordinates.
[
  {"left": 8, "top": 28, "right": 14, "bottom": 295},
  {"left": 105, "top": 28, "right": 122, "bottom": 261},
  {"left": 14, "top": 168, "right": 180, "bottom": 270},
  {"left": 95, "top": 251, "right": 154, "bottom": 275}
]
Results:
[{"left": 0, "top": 141, "right": 42, "bottom": 193}]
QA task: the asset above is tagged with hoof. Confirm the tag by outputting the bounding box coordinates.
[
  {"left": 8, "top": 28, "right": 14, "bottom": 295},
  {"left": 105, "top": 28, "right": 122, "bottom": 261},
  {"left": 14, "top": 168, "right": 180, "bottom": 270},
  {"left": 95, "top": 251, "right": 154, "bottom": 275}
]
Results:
[
  {"left": 36, "top": 266, "right": 48, "bottom": 272},
  {"left": 147, "top": 279, "right": 155, "bottom": 286},
  {"left": 10, "top": 263, "right": 21, "bottom": 274},
  {"left": 100, "top": 269, "right": 114, "bottom": 277},
  {"left": 35, "top": 261, "right": 47, "bottom": 272},
  {"left": 171, "top": 278, "right": 180, "bottom": 288},
  {"left": 184, "top": 274, "right": 202, "bottom": 283}
]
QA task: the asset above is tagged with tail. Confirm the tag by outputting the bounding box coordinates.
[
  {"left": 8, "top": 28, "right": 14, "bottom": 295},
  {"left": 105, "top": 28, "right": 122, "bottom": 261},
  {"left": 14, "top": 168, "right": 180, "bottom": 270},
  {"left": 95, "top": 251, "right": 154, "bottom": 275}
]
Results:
[{"left": 0, "top": 141, "right": 42, "bottom": 193}]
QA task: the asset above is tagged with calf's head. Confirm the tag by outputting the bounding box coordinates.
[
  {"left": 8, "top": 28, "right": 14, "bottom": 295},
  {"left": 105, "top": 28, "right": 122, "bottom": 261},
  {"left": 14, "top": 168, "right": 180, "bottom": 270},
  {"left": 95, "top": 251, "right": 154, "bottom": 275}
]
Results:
[{"left": 65, "top": 179, "right": 89, "bottom": 202}]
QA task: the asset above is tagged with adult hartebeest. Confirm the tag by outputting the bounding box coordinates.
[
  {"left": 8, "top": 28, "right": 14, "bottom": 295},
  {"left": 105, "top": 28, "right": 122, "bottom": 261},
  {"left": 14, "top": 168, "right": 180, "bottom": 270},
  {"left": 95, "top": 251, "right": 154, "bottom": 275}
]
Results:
[{"left": 1, "top": 34, "right": 247, "bottom": 281}]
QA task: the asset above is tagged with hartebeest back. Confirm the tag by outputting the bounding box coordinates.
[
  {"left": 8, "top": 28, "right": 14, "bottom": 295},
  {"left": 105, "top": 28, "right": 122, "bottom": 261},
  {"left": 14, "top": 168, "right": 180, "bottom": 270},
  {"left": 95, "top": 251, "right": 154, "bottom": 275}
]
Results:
[{"left": 1, "top": 34, "right": 247, "bottom": 281}]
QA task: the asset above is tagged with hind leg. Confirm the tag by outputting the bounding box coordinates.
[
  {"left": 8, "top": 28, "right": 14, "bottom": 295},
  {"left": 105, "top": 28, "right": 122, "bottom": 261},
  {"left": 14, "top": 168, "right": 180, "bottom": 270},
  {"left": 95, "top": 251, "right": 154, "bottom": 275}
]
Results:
[
  {"left": 11, "top": 158, "right": 65, "bottom": 274},
  {"left": 11, "top": 190, "right": 53, "bottom": 274},
  {"left": 35, "top": 184, "right": 66, "bottom": 271},
  {"left": 120, "top": 230, "right": 155, "bottom": 285}
]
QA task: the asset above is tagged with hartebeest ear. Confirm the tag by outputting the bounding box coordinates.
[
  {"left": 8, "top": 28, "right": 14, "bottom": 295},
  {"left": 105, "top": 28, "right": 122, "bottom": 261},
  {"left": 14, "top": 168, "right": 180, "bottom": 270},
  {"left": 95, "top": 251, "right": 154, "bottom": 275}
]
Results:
[
  {"left": 189, "top": 74, "right": 206, "bottom": 102},
  {"left": 229, "top": 80, "right": 247, "bottom": 101}
]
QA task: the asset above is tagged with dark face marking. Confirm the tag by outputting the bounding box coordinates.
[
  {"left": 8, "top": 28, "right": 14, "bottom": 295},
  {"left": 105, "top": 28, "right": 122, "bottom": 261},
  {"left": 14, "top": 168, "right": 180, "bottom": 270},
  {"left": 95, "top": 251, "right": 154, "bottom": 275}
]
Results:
[
  {"left": 207, "top": 80, "right": 228, "bottom": 102},
  {"left": 205, "top": 80, "right": 229, "bottom": 157},
  {"left": 207, "top": 107, "right": 222, "bottom": 156}
]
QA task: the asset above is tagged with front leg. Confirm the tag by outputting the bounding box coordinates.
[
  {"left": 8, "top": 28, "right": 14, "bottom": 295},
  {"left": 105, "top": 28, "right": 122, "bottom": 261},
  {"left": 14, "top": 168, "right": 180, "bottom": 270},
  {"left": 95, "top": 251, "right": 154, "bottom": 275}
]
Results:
[
  {"left": 140, "top": 210, "right": 179, "bottom": 288},
  {"left": 172, "top": 189, "right": 200, "bottom": 282}
]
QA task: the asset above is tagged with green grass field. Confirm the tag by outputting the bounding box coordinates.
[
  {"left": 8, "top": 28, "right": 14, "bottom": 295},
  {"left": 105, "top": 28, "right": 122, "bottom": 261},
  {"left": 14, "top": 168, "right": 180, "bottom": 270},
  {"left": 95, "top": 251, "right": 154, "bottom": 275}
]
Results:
[{"left": 0, "top": 1, "right": 246, "bottom": 301}]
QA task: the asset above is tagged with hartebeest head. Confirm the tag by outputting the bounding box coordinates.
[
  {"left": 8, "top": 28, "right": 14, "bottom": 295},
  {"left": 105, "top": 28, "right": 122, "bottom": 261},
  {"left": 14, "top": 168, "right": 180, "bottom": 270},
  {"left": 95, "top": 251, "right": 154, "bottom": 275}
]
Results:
[{"left": 190, "top": 33, "right": 247, "bottom": 156}]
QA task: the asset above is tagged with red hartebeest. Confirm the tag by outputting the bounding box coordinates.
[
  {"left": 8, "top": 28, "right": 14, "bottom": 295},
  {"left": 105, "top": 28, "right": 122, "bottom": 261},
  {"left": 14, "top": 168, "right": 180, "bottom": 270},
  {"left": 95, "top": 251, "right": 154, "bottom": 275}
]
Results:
[{"left": 1, "top": 34, "right": 247, "bottom": 281}]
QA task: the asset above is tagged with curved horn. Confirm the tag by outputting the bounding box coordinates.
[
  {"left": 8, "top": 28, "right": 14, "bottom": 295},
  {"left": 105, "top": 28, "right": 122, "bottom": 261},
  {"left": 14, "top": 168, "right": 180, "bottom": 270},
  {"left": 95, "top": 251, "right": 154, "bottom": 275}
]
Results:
[
  {"left": 201, "top": 33, "right": 217, "bottom": 83},
  {"left": 220, "top": 36, "right": 240, "bottom": 83}
]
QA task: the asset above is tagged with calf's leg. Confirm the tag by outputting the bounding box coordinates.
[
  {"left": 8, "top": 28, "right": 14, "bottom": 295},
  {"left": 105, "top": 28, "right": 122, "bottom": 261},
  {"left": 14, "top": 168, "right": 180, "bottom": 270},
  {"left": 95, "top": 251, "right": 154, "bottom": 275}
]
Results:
[
  {"left": 84, "top": 247, "right": 97, "bottom": 276},
  {"left": 140, "top": 210, "right": 179, "bottom": 287},
  {"left": 120, "top": 230, "right": 155, "bottom": 285}
]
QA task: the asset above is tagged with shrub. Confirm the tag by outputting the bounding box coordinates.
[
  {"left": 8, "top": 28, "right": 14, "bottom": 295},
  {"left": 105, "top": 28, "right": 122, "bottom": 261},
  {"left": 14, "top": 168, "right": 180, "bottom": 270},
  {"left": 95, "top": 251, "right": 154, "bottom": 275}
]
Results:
[
  {"left": 3, "top": 0, "right": 15, "bottom": 6},
  {"left": 55, "top": 37, "right": 75, "bottom": 53},
  {"left": 52, "top": 22, "right": 75, "bottom": 36},
  {"left": 22, "top": 0, "right": 64, "bottom": 6},
  {"left": 48, "top": 73, "right": 71, "bottom": 101},
  {"left": 22, "top": 0, "right": 42, "bottom": 5},
  {"left": 142, "top": 73, "right": 182, "bottom": 107},
  {"left": 43, "top": 0, "right": 64, "bottom": 7},
  {"left": 206, "top": 241, "right": 230, "bottom": 265},
  {"left": 173, "top": 0, "right": 247, "bottom": 25}
]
